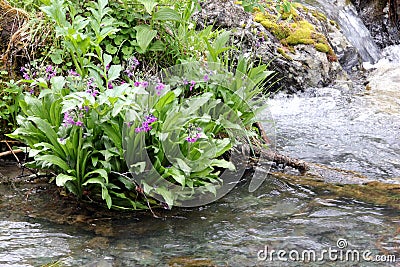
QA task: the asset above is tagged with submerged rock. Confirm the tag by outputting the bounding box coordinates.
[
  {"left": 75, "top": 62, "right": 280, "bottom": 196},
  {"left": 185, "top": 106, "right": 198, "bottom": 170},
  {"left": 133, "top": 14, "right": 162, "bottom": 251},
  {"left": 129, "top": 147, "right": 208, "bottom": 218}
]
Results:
[{"left": 194, "top": 0, "right": 356, "bottom": 92}]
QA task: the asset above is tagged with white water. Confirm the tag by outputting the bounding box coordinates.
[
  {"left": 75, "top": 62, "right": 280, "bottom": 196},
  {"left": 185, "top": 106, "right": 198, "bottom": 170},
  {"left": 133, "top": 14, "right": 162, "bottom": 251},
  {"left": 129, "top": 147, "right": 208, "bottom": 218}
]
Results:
[
  {"left": 303, "top": 0, "right": 381, "bottom": 63},
  {"left": 268, "top": 45, "right": 400, "bottom": 180}
]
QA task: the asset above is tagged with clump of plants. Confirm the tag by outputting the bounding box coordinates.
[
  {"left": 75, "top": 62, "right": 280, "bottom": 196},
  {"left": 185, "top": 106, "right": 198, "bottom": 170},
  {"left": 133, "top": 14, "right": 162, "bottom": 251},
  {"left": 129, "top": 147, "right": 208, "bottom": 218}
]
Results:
[{"left": 7, "top": 0, "right": 274, "bottom": 210}]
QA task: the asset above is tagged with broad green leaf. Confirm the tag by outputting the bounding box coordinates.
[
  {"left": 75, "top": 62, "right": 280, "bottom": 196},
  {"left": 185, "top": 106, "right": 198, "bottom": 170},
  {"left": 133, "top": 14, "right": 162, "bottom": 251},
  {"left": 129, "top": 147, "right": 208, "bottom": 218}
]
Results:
[
  {"left": 138, "top": 0, "right": 158, "bottom": 14},
  {"left": 84, "top": 169, "right": 109, "bottom": 184},
  {"left": 36, "top": 154, "right": 70, "bottom": 171},
  {"left": 153, "top": 8, "right": 181, "bottom": 21},
  {"left": 210, "top": 159, "right": 236, "bottom": 171},
  {"left": 56, "top": 173, "right": 75, "bottom": 187},
  {"left": 154, "top": 91, "right": 175, "bottom": 111},
  {"left": 108, "top": 65, "right": 122, "bottom": 82},
  {"left": 134, "top": 25, "right": 157, "bottom": 53},
  {"left": 155, "top": 187, "right": 173, "bottom": 208}
]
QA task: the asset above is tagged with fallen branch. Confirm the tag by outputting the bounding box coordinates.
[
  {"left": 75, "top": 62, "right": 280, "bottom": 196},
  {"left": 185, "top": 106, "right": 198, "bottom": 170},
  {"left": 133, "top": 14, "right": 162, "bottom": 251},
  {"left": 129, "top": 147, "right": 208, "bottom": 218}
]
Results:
[{"left": 0, "top": 149, "right": 23, "bottom": 158}]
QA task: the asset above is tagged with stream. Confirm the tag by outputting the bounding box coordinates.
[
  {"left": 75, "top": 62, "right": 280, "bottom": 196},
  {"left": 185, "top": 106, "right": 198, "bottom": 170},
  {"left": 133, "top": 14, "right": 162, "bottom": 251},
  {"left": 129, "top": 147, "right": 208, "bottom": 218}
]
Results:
[{"left": 1, "top": 1, "right": 400, "bottom": 267}]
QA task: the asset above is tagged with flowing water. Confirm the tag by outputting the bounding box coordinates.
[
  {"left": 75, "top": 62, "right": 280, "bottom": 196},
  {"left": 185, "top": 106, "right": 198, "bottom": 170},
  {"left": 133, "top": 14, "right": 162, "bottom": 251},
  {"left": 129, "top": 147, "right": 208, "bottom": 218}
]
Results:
[{"left": 1, "top": 2, "right": 400, "bottom": 267}]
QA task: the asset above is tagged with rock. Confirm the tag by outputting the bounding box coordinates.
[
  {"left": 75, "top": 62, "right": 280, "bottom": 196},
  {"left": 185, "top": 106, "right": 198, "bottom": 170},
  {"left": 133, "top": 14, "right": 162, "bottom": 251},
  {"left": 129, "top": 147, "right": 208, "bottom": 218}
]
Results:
[
  {"left": 350, "top": 0, "right": 400, "bottom": 48},
  {"left": 194, "top": 0, "right": 353, "bottom": 92}
]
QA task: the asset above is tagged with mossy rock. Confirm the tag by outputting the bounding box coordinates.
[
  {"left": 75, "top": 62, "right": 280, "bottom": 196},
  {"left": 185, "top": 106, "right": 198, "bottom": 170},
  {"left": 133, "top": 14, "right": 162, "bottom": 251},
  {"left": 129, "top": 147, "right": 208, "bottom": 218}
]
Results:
[
  {"left": 277, "top": 47, "right": 293, "bottom": 60},
  {"left": 314, "top": 43, "right": 330, "bottom": 53}
]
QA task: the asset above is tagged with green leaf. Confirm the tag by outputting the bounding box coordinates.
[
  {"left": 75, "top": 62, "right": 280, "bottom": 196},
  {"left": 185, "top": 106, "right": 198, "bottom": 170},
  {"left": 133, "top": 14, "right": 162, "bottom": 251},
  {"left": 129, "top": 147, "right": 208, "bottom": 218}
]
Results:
[
  {"left": 149, "top": 40, "right": 165, "bottom": 52},
  {"left": 155, "top": 187, "right": 174, "bottom": 208},
  {"left": 36, "top": 154, "right": 70, "bottom": 171},
  {"left": 56, "top": 173, "right": 75, "bottom": 187},
  {"left": 134, "top": 25, "right": 157, "bottom": 53},
  {"left": 138, "top": 0, "right": 158, "bottom": 14},
  {"left": 105, "top": 43, "right": 118, "bottom": 54},
  {"left": 50, "top": 51, "right": 63, "bottom": 64},
  {"left": 153, "top": 8, "right": 181, "bottom": 21},
  {"left": 84, "top": 169, "right": 109, "bottom": 184},
  {"left": 108, "top": 65, "right": 122, "bottom": 82},
  {"left": 210, "top": 159, "right": 236, "bottom": 171},
  {"left": 154, "top": 91, "right": 175, "bottom": 111}
]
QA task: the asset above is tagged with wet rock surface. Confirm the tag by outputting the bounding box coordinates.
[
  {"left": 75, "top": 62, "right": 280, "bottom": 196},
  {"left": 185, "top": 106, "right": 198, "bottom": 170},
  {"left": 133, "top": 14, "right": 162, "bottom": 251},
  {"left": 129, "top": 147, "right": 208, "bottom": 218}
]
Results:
[
  {"left": 194, "top": 0, "right": 356, "bottom": 92},
  {"left": 350, "top": 0, "right": 400, "bottom": 48}
]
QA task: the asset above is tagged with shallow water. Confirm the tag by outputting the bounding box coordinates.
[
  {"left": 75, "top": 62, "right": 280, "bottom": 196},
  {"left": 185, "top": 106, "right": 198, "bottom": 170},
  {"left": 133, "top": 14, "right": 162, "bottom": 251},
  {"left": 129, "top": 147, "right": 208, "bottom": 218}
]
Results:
[{"left": 0, "top": 177, "right": 399, "bottom": 266}]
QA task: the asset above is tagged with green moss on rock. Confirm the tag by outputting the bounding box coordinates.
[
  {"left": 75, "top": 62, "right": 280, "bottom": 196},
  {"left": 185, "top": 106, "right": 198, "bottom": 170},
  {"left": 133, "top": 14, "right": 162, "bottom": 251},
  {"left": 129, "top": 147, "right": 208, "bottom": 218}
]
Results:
[
  {"left": 314, "top": 43, "right": 330, "bottom": 53},
  {"left": 277, "top": 47, "right": 293, "bottom": 60}
]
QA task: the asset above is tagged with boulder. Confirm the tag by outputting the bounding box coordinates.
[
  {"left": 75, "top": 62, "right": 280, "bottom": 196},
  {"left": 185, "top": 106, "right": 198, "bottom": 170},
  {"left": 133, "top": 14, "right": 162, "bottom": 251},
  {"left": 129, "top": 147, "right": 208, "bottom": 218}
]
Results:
[{"left": 194, "top": 0, "right": 355, "bottom": 92}]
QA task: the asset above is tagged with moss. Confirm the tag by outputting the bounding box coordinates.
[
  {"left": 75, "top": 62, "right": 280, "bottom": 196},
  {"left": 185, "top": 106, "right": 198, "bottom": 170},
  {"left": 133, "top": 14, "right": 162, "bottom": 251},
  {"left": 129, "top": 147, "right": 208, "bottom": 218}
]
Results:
[
  {"left": 284, "top": 21, "right": 315, "bottom": 45},
  {"left": 314, "top": 43, "right": 330, "bottom": 53},
  {"left": 253, "top": 5, "right": 337, "bottom": 59},
  {"left": 311, "top": 10, "right": 327, "bottom": 21},
  {"left": 277, "top": 47, "right": 293, "bottom": 60}
]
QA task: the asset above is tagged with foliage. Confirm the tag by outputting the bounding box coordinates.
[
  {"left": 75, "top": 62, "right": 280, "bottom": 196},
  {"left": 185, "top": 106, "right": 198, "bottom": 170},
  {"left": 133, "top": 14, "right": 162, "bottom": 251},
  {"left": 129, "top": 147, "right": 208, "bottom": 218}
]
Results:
[
  {"left": 0, "top": 71, "right": 23, "bottom": 133},
  {"left": 5, "top": 0, "right": 275, "bottom": 210}
]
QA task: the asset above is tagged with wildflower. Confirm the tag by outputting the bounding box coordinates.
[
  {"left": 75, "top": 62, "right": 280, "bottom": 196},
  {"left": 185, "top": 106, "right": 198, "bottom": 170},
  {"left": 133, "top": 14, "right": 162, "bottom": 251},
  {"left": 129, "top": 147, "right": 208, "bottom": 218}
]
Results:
[
  {"left": 29, "top": 89, "right": 35, "bottom": 95},
  {"left": 189, "top": 80, "right": 196, "bottom": 91},
  {"left": 183, "top": 79, "right": 189, "bottom": 85},
  {"left": 23, "top": 72, "right": 30, "bottom": 80},
  {"left": 45, "top": 65, "right": 57, "bottom": 80},
  {"left": 135, "top": 114, "right": 158, "bottom": 133},
  {"left": 203, "top": 74, "right": 209, "bottom": 82},
  {"left": 62, "top": 111, "right": 75, "bottom": 127},
  {"left": 142, "top": 81, "right": 149, "bottom": 88},
  {"left": 68, "top": 69, "right": 80, "bottom": 77},
  {"left": 108, "top": 82, "right": 113, "bottom": 89},
  {"left": 131, "top": 57, "right": 140, "bottom": 67},
  {"left": 155, "top": 82, "right": 165, "bottom": 95},
  {"left": 134, "top": 81, "right": 141, "bottom": 87},
  {"left": 75, "top": 120, "right": 84, "bottom": 127},
  {"left": 186, "top": 124, "right": 202, "bottom": 143}
]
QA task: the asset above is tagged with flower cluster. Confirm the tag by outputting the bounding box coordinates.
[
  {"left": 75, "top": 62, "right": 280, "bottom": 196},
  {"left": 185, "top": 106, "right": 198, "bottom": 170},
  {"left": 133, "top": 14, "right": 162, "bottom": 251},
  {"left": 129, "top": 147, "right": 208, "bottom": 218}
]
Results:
[
  {"left": 186, "top": 124, "right": 202, "bottom": 143},
  {"left": 183, "top": 79, "right": 196, "bottom": 91},
  {"left": 45, "top": 65, "right": 57, "bottom": 80},
  {"left": 135, "top": 114, "right": 158, "bottom": 133},
  {"left": 20, "top": 64, "right": 57, "bottom": 81},
  {"left": 124, "top": 56, "right": 140, "bottom": 79},
  {"left": 62, "top": 107, "right": 88, "bottom": 128},
  {"left": 155, "top": 82, "right": 165, "bottom": 95},
  {"left": 134, "top": 81, "right": 149, "bottom": 88},
  {"left": 86, "top": 78, "right": 99, "bottom": 97}
]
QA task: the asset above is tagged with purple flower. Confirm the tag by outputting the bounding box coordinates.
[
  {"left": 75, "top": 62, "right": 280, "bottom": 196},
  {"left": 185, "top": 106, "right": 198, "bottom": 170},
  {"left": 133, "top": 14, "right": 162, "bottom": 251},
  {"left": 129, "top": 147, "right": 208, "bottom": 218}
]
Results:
[
  {"left": 132, "top": 57, "right": 140, "bottom": 67},
  {"left": 134, "top": 81, "right": 141, "bottom": 87},
  {"left": 45, "top": 65, "right": 56, "bottom": 80},
  {"left": 75, "top": 120, "right": 84, "bottom": 127},
  {"left": 68, "top": 69, "right": 80, "bottom": 77},
  {"left": 203, "top": 74, "right": 209, "bottom": 82},
  {"left": 183, "top": 79, "right": 189, "bottom": 85},
  {"left": 108, "top": 82, "right": 113, "bottom": 89},
  {"left": 155, "top": 82, "right": 165, "bottom": 95},
  {"left": 142, "top": 81, "right": 149, "bottom": 88},
  {"left": 135, "top": 114, "right": 158, "bottom": 133},
  {"left": 29, "top": 89, "right": 35, "bottom": 95},
  {"left": 92, "top": 90, "right": 99, "bottom": 97},
  {"left": 189, "top": 80, "right": 196, "bottom": 91},
  {"left": 23, "top": 72, "right": 30, "bottom": 80},
  {"left": 62, "top": 112, "right": 75, "bottom": 126}
]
